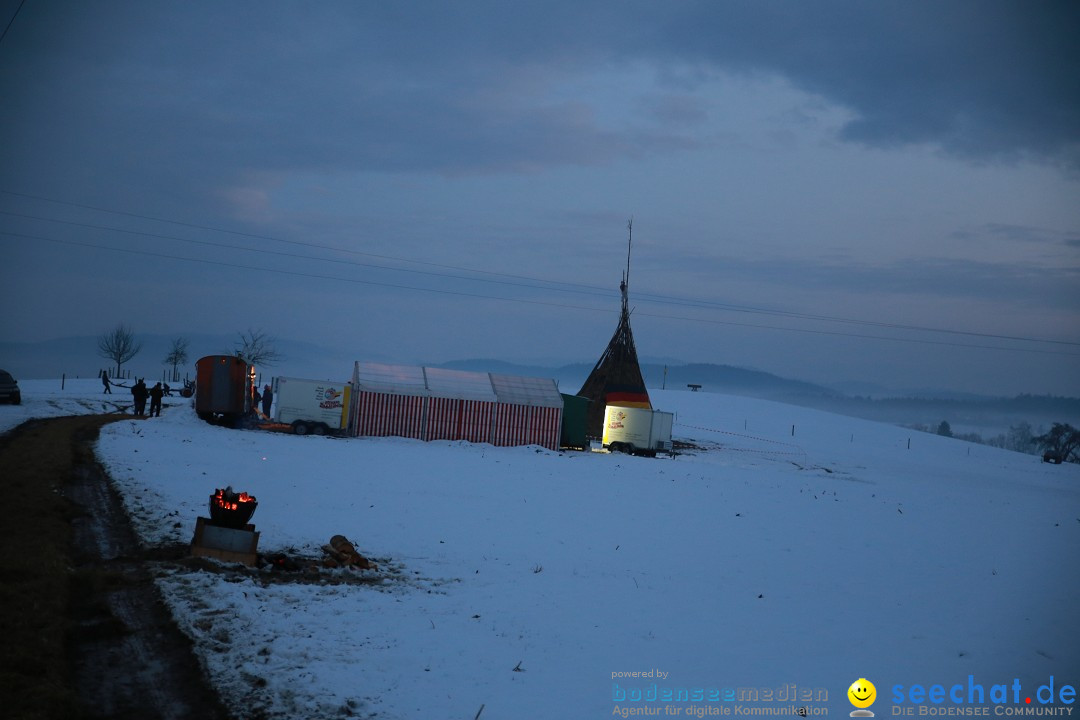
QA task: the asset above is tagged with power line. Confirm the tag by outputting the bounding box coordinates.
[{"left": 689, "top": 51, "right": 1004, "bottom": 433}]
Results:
[
  {"left": 3, "top": 193, "right": 1076, "bottom": 350},
  {"left": 1, "top": 229, "right": 619, "bottom": 313},
  {"left": 0, "top": 189, "right": 602, "bottom": 294},
  {"left": 0, "top": 210, "right": 615, "bottom": 300},
  {"left": 0, "top": 0, "right": 26, "bottom": 46},
  {"left": 5, "top": 229, "right": 1078, "bottom": 358},
  {"left": 629, "top": 291, "right": 1080, "bottom": 347}
]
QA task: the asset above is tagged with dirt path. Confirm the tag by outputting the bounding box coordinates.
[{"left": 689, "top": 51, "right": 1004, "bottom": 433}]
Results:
[{"left": 0, "top": 415, "right": 232, "bottom": 720}]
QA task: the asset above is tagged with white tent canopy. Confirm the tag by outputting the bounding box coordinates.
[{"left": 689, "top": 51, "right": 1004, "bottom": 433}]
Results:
[
  {"left": 352, "top": 362, "right": 429, "bottom": 396},
  {"left": 352, "top": 363, "right": 561, "bottom": 407},
  {"left": 490, "top": 373, "right": 563, "bottom": 407},
  {"left": 423, "top": 367, "right": 498, "bottom": 402}
]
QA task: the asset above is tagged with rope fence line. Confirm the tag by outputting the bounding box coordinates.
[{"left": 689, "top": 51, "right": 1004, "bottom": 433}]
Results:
[
  {"left": 675, "top": 421, "right": 808, "bottom": 460},
  {"left": 711, "top": 447, "right": 806, "bottom": 457},
  {"left": 677, "top": 422, "right": 804, "bottom": 449}
]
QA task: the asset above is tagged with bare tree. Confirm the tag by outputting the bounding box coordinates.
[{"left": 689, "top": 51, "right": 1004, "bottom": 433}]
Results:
[
  {"left": 164, "top": 337, "right": 190, "bottom": 382},
  {"left": 1006, "top": 421, "right": 1034, "bottom": 454},
  {"left": 234, "top": 328, "right": 281, "bottom": 367},
  {"left": 1032, "top": 423, "right": 1080, "bottom": 464},
  {"left": 97, "top": 323, "right": 142, "bottom": 377}
]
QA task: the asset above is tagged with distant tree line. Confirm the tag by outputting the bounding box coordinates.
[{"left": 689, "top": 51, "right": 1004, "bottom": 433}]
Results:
[
  {"left": 911, "top": 419, "right": 1080, "bottom": 464},
  {"left": 823, "top": 394, "right": 1080, "bottom": 421}
]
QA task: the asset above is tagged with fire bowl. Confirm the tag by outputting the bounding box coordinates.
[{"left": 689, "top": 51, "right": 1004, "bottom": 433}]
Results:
[{"left": 208, "top": 487, "right": 258, "bottom": 529}]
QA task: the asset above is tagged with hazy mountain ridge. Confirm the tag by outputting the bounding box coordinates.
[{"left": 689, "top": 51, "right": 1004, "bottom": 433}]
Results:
[
  {"left": 434, "top": 359, "right": 836, "bottom": 398},
  {"left": 435, "top": 358, "right": 1080, "bottom": 439}
]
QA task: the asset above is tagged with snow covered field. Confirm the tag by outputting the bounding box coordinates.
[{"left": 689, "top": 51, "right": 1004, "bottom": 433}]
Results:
[
  {"left": 3, "top": 380, "right": 1078, "bottom": 719},
  {"left": 0, "top": 378, "right": 132, "bottom": 432}
]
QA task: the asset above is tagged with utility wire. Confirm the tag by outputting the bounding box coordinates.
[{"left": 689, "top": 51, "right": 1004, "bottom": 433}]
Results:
[
  {"left": 2, "top": 229, "right": 618, "bottom": 315},
  {"left": 5, "top": 229, "right": 1078, "bottom": 358},
  {"left": 0, "top": 189, "right": 600, "bottom": 293},
  {"left": 0, "top": 0, "right": 26, "bottom": 46},
  {"left": 2, "top": 195, "right": 1075, "bottom": 349},
  {"left": 0, "top": 210, "right": 615, "bottom": 300}
]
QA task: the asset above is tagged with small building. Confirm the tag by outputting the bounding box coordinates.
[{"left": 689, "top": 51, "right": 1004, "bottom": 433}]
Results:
[
  {"left": 559, "top": 393, "right": 591, "bottom": 449},
  {"left": 350, "top": 362, "right": 564, "bottom": 450}
]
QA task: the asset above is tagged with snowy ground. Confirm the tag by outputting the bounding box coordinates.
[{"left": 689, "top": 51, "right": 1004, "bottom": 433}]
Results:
[
  {"left": 3, "top": 380, "right": 1078, "bottom": 719},
  {"left": 0, "top": 378, "right": 132, "bottom": 432}
]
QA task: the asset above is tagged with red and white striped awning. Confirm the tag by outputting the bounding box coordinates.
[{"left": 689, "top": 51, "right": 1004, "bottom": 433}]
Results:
[{"left": 350, "top": 362, "right": 563, "bottom": 449}]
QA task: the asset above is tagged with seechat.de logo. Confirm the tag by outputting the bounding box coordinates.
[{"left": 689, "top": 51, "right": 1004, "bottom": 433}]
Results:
[{"left": 891, "top": 675, "right": 1076, "bottom": 710}]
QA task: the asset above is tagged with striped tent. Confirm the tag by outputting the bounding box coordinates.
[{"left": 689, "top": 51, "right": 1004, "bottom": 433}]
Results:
[
  {"left": 351, "top": 362, "right": 564, "bottom": 450},
  {"left": 490, "top": 373, "right": 564, "bottom": 448},
  {"left": 351, "top": 363, "right": 428, "bottom": 440},
  {"left": 423, "top": 367, "right": 497, "bottom": 444}
]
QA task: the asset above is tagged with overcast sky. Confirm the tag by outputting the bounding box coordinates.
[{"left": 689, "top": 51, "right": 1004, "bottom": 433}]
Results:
[{"left": 1, "top": 1, "right": 1078, "bottom": 395}]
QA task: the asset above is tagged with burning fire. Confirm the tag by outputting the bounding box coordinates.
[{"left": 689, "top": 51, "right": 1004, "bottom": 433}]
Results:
[{"left": 211, "top": 487, "right": 256, "bottom": 511}]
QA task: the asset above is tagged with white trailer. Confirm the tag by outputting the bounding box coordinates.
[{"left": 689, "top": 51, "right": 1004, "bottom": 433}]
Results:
[
  {"left": 601, "top": 405, "right": 674, "bottom": 456},
  {"left": 271, "top": 376, "right": 352, "bottom": 436}
]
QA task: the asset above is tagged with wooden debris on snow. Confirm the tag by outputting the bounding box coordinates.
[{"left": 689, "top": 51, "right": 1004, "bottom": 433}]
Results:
[{"left": 321, "top": 534, "right": 376, "bottom": 570}]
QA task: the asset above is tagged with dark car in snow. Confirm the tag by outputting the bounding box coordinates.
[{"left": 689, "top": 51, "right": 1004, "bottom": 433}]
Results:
[{"left": 0, "top": 369, "right": 21, "bottom": 404}]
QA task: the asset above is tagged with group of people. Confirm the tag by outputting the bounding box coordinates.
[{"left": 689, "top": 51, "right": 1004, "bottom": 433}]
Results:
[
  {"left": 100, "top": 371, "right": 170, "bottom": 416},
  {"left": 254, "top": 383, "right": 273, "bottom": 417},
  {"left": 129, "top": 378, "right": 166, "bottom": 417}
]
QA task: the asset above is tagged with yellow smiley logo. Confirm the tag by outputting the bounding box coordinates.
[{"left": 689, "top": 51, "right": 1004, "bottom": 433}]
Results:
[{"left": 848, "top": 678, "right": 877, "bottom": 709}]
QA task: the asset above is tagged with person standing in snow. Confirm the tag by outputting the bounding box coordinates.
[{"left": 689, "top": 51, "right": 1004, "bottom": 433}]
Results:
[
  {"left": 131, "top": 379, "right": 148, "bottom": 416},
  {"left": 261, "top": 384, "right": 272, "bottom": 417},
  {"left": 148, "top": 382, "right": 164, "bottom": 417},
  {"left": 101, "top": 370, "right": 112, "bottom": 394}
]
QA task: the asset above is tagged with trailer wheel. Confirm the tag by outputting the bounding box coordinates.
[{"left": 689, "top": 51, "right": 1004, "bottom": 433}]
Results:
[
  {"left": 312, "top": 423, "right": 327, "bottom": 436},
  {"left": 292, "top": 421, "right": 310, "bottom": 436}
]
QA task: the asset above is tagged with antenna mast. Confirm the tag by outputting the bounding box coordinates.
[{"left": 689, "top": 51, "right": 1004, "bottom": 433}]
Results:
[{"left": 621, "top": 217, "right": 633, "bottom": 314}]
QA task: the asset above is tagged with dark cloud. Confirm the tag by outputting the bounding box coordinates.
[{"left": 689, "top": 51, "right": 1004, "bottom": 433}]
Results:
[
  {"left": 1, "top": 1, "right": 716, "bottom": 206},
  {"left": 2, "top": 0, "right": 1076, "bottom": 200},
  {"left": 645, "top": 1, "right": 1080, "bottom": 167}
]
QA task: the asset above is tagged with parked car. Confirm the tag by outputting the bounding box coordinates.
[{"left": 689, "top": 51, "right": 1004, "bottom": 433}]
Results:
[
  {"left": 1042, "top": 451, "right": 1064, "bottom": 465},
  {"left": 0, "top": 369, "right": 20, "bottom": 405}
]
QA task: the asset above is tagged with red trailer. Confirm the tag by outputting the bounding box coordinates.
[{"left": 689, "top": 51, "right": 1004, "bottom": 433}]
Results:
[{"left": 195, "top": 355, "right": 256, "bottom": 425}]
